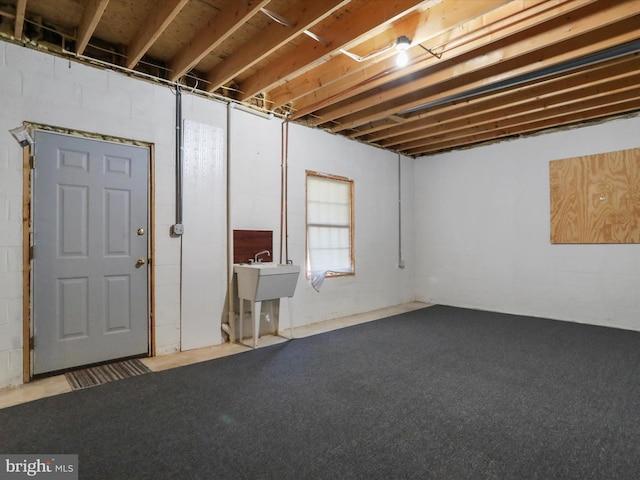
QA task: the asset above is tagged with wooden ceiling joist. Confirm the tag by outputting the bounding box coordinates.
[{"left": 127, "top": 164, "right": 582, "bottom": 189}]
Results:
[
  {"left": 205, "top": 0, "right": 350, "bottom": 93},
  {"left": 283, "top": 0, "right": 533, "bottom": 118},
  {"left": 370, "top": 53, "right": 640, "bottom": 146},
  {"left": 397, "top": 79, "right": 640, "bottom": 152},
  {"left": 76, "top": 0, "right": 110, "bottom": 56},
  {"left": 325, "top": 2, "right": 640, "bottom": 132},
  {"left": 312, "top": 0, "right": 599, "bottom": 127},
  {"left": 236, "top": 0, "right": 425, "bottom": 102},
  {"left": 405, "top": 97, "right": 640, "bottom": 156},
  {"left": 5, "top": 0, "right": 639, "bottom": 157},
  {"left": 168, "top": 0, "right": 271, "bottom": 82},
  {"left": 13, "top": 0, "right": 26, "bottom": 40},
  {"left": 267, "top": 0, "right": 514, "bottom": 110},
  {"left": 125, "top": 0, "right": 189, "bottom": 69}
]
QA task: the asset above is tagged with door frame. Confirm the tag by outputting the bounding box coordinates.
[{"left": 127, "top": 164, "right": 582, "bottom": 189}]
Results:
[{"left": 21, "top": 123, "right": 156, "bottom": 382}]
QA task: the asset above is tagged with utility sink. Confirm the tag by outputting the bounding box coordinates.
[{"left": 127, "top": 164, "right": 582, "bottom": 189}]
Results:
[
  {"left": 234, "top": 263, "right": 300, "bottom": 301},
  {"left": 234, "top": 263, "right": 301, "bottom": 348}
]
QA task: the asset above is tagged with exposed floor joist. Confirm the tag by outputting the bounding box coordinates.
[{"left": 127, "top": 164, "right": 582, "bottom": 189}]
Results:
[{"left": 1, "top": 0, "right": 638, "bottom": 157}]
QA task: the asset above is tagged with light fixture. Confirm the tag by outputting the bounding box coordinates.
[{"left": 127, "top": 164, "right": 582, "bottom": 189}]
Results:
[
  {"left": 231, "top": 102, "right": 273, "bottom": 120},
  {"left": 395, "top": 35, "right": 411, "bottom": 67},
  {"left": 9, "top": 125, "right": 34, "bottom": 147}
]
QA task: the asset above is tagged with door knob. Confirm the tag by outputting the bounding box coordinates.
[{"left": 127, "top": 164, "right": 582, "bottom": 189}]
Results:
[
  {"left": 137, "top": 228, "right": 145, "bottom": 235},
  {"left": 136, "top": 258, "right": 146, "bottom": 267}
]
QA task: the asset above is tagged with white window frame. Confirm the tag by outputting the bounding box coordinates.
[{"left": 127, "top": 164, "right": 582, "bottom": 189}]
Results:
[{"left": 305, "top": 170, "right": 355, "bottom": 278}]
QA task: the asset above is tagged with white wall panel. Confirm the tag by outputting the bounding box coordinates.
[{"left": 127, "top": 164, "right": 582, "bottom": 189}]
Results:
[
  {"left": 180, "top": 120, "right": 226, "bottom": 349},
  {"left": 415, "top": 115, "right": 640, "bottom": 330},
  {"left": 0, "top": 43, "right": 186, "bottom": 387},
  {"left": 280, "top": 124, "right": 416, "bottom": 326},
  {"left": 0, "top": 41, "right": 417, "bottom": 388}
]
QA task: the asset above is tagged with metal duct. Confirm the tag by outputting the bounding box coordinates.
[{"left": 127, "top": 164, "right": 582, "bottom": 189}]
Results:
[{"left": 400, "top": 39, "right": 640, "bottom": 116}]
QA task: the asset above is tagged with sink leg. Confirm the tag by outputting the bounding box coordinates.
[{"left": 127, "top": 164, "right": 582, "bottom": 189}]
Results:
[
  {"left": 239, "top": 299, "right": 244, "bottom": 343},
  {"left": 253, "top": 301, "right": 262, "bottom": 348},
  {"left": 287, "top": 297, "right": 294, "bottom": 339}
]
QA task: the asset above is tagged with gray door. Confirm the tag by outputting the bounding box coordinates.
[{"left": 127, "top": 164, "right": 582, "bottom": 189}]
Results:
[{"left": 32, "top": 131, "right": 149, "bottom": 375}]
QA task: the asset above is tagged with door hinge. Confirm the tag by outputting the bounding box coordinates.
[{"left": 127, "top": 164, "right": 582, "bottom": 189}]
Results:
[
  {"left": 29, "top": 155, "right": 35, "bottom": 169},
  {"left": 29, "top": 336, "right": 34, "bottom": 350},
  {"left": 29, "top": 245, "right": 34, "bottom": 260}
]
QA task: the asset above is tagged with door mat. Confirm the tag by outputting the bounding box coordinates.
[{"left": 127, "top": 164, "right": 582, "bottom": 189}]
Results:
[{"left": 65, "top": 359, "right": 151, "bottom": 390}]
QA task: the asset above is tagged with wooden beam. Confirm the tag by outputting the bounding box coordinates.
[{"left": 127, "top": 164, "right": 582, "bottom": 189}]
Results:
[
  {"left": 236, "top": 0, "right": 424, "bottom": 101},
  {"left": 405, "top": 97, "right": 640, "bottom": 156},
  {"left": 206, "top": 0, "right": 350, "bottom": 93},
  {"left": 13, "top": 0, "right": 26, "bottom": 40},
  {"left": 292, "top": 0, "right": 592, "bottom": 123},
  {"left": 327, "top": 2, "right": 640, "bottom": 132},
  {"left": 273, "top": 0, "right": 516, "bottom": 113},
  {"left": 374, "top": 53, "right": 640, "bottom": 145},
  {"left": 76, "top": 0, "right": 110, "bottom": 55},
  {"left": 126, "top": 0, "right": 189, "bottom": 69},
  {"left": 347, "top": 0, "right": 599, "bottom": 140},
  {"left": 348, "top": 119, "right": 405, "bottom": 138},
  {"left": 322, "top": 0, "right": 616, "bottom": 128},
  {"left": 168, "top": 0, "right": 271, "bottom": 82},
  {"left": 395, "top": 76, "right": 640, "bottom": 150}
]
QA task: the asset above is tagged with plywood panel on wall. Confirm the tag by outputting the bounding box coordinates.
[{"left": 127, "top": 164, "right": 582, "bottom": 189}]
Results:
[{"left": 550, "top": 148, "right": 640, "bottom": 244}]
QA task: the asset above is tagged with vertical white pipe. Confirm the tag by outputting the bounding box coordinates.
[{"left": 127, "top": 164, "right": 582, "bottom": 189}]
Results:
[
  {"left": 279, "top": 122, "right": 285, "bottom": 265},
  {"left": 226, "top": 102, "right": 235, "bottom": 342},
  {"left": 284, "top": 121, "right": 290, "bottom": 264},
  {"left": 398, "top": 153, "right": 405, "bottom": 269},
  {"left": 175, "top": 84, "right": 183, "bottom": 228},
  {"left": 279, "top": 119, "right": 291, "bottom": 264}
]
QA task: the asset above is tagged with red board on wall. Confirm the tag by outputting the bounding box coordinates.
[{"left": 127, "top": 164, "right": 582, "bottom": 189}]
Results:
[{"left": 233, "top": 230, "right": 273, "bottom": 263}]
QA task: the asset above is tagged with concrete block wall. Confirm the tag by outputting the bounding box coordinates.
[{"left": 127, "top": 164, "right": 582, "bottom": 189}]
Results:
[
  {"left": 414, "top": 115, "right": 640, "bottom": 330},
  {"left": 0, "top": 42, "right": 187, "bottom": 387},
  {"left": 284, "top": 125, "right": 416, "bottom": 325},
  {"left": 0, "top": 41, "right": 417, "bottom": 388},
  {"left": 229, "top": 109, "right": 416, "bottom": 329},
  {"left": 0, "top": 121, "right": 23, "bottom": 386}
]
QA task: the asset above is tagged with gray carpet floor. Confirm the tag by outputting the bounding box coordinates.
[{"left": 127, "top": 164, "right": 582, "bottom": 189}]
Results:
[{"left": 1, "top": 305, "right": 640, "bottom": 479}]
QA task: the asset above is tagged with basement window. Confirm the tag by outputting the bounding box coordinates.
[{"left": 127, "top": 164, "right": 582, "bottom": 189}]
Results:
[{"left": 306, "top": 170, "right": 354, "bottom": 278}]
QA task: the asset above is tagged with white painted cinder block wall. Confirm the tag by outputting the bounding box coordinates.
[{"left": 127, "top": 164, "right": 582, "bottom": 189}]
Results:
[
  {"left": 414, "top": 115, "right": 640, "bottom": 330},
  {"left": 0, "top": 42, "right": 415, "bottom": 388},
  {"left": 229, "top": 104, "right": 416, "bottom": 328}
]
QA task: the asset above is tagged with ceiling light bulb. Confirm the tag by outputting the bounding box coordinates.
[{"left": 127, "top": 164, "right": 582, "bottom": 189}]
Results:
[
  {"left": 395, "top": 36, "right": 411, "bottom": 67},
  {"left": 396, "top": 50, "right": 409, "bottom": 67},
  {"left": 395, "top": 35, "right": 411, "bottom": 51}
]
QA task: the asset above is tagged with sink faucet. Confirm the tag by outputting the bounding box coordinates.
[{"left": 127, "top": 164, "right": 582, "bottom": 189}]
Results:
[{"left": 254, "top": 250, "right": 270, "bottom": 263}]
